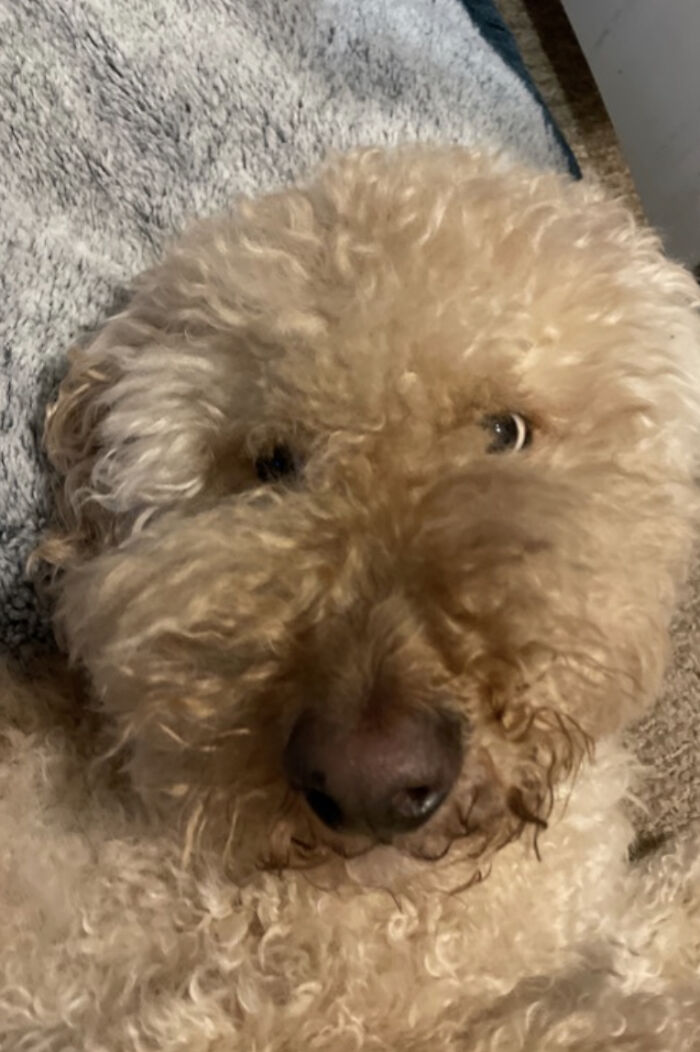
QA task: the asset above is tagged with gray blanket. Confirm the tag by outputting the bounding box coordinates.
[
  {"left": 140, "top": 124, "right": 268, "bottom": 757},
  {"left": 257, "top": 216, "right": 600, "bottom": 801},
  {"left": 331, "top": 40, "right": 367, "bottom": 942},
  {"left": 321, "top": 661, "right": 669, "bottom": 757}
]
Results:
[{"left": 0, "top": 0, "right": 574, "bottom": 653}]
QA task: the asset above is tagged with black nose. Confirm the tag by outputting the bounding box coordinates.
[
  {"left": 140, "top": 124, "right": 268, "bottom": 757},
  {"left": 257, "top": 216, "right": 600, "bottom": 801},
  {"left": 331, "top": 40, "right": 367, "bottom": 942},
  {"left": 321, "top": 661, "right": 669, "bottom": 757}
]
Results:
[{"left": 283, "top": 706, "right": 463, "bottom": 837}]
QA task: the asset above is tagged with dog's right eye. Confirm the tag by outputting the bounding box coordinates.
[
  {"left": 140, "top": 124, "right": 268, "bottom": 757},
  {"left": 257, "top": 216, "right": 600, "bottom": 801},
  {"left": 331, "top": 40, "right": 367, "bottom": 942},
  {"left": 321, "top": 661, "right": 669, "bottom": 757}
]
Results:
[
  {"left": 255, "top": 444, "right": 298, "bottom": 483},
  {"left": 482, "top": 413, "right": 532, "bottom": 454}
]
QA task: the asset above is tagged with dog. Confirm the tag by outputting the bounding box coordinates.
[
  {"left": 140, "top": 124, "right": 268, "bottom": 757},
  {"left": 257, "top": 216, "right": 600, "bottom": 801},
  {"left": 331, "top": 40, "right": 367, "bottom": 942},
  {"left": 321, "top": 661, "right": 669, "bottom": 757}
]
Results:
[{"left": 2, "top": 146, "right": 700, "bottom": 1050}]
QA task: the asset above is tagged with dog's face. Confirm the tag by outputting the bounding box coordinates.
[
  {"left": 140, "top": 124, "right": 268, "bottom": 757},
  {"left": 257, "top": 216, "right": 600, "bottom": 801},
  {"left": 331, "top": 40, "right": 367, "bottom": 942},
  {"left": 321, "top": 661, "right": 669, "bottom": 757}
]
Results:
[{"left": 44, "top": 148, "right": 700, "bottom": 880}]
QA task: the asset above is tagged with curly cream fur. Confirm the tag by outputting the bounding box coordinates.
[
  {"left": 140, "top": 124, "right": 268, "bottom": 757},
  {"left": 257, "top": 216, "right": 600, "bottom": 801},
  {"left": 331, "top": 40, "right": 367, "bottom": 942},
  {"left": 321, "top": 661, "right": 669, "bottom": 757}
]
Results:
[{"left": 3, "top": 146, "right": 700, "bottom": 1049}]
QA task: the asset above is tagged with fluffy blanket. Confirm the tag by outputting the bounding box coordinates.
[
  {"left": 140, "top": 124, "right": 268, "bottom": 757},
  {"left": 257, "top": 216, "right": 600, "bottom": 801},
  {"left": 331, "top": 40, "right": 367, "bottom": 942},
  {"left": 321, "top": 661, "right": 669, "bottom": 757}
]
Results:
[{"left": 0, "top": 0, "right": 576, "bottom": 653}]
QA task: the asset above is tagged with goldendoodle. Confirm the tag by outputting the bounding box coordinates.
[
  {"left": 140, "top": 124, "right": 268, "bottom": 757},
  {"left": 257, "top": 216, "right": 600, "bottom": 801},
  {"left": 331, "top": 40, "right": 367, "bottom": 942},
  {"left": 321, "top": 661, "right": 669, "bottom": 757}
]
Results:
[{"left": 2, "top": 147, "right": 700, "bottom": 1050}]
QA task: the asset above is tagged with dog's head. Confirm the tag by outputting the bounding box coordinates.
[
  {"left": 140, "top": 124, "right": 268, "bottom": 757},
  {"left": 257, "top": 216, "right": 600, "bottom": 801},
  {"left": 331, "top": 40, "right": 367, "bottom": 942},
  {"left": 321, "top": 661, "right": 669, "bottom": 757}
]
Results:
[{"left": 42, "top": 147, "right": 700, "bottom": 881}]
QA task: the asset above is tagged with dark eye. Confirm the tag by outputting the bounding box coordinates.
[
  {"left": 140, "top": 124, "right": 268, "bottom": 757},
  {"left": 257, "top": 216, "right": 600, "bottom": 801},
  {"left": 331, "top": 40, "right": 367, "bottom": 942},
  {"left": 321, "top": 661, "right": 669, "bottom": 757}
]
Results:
[
  {"left": 483, "top": 413, "right": 531, "bottom": 453},
  {"left": 255, "top": 444, "right": 298, "bottom": 483}
]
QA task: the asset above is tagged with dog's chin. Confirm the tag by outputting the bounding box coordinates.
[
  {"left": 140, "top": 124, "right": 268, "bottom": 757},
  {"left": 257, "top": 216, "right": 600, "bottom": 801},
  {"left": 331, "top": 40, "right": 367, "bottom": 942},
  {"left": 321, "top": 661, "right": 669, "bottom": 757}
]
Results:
[{"left": 263, "top": 810, "right": 521, "bottom": 896}]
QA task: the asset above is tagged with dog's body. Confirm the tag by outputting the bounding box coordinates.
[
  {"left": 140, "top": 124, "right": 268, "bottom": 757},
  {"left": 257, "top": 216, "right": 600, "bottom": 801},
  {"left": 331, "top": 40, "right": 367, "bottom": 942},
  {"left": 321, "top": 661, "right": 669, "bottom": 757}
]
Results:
[{"left": 2, "top": 147, "right": 700, "bottom": 1049}]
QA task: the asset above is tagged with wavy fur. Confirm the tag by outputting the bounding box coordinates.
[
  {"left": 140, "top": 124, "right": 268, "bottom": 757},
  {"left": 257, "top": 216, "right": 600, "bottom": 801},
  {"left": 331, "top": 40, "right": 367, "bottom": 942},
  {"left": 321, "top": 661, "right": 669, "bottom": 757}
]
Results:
[{"left": 4, "top": 146, "right": 700, "bottom": 1049}]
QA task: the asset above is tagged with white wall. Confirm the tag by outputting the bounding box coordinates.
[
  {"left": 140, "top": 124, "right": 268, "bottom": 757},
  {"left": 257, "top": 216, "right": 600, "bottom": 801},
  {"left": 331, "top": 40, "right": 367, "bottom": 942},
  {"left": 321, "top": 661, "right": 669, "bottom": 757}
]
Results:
[{"left": 561, "top": 0, "right": 700, "bottom": 270}]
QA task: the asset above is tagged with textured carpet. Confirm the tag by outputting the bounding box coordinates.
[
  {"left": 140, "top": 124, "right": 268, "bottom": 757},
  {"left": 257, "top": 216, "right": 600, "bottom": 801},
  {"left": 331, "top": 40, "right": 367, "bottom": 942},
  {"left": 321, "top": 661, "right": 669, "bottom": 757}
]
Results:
[
  {"left": 498, "top": 0, "right": 699, "bottom": 846},
  {"left": 0, "top": 0, "right": 574, "bottom": 655}
]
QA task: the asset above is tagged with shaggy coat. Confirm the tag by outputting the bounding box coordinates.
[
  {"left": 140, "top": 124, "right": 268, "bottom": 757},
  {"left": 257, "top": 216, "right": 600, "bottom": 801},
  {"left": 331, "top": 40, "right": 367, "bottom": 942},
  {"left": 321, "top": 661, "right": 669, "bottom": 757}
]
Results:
[{"left": 2, "top": 147, "right": 700, "bottom": 1050}]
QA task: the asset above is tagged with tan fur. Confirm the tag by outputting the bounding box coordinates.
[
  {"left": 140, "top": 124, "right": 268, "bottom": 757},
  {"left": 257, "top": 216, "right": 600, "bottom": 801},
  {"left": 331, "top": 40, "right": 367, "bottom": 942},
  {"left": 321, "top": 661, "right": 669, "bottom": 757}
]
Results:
[{"left": 3, "top": 146, "right": 700, "bottom": 1049}]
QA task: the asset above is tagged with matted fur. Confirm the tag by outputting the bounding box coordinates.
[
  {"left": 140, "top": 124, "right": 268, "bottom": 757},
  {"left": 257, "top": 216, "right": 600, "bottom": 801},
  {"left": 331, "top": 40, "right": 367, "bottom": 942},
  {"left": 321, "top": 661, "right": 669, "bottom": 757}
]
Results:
[{"left": 3, "top": 147, "right": 700, "bottom": 1048}]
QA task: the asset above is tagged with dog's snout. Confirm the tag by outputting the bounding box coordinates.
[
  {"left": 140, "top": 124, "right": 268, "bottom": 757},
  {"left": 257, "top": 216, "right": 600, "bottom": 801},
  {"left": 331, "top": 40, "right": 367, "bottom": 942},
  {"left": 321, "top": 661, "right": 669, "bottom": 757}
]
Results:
[{"left": 283, "top": 706, "right": 463, "bottom": 837}]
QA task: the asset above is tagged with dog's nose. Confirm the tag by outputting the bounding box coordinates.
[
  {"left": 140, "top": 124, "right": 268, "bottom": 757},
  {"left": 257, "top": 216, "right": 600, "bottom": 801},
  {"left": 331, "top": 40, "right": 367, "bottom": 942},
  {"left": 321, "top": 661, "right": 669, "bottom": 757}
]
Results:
[{"left": 283, "top": 706, "right": 462, "bottom": 836}]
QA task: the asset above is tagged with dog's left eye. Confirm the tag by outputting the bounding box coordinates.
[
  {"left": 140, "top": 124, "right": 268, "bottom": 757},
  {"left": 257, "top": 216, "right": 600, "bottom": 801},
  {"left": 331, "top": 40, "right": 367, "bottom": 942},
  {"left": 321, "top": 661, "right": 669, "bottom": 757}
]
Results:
[
  {"left": 483, "top": 413, "right": 531, "bottom": 454},
  {"left": 255, "top": 444, "right": 298, "bottom": 483}
]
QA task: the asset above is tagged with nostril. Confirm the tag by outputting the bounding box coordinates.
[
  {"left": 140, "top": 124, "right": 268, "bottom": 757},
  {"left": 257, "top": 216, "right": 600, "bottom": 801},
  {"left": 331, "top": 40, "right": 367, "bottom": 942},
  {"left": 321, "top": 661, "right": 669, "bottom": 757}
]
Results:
[
  {"left": 304, "top": 789, "right": 344, "bottom": 830},
  {"left": 391, "top": 784, "right": 446, "bottom": 825}
]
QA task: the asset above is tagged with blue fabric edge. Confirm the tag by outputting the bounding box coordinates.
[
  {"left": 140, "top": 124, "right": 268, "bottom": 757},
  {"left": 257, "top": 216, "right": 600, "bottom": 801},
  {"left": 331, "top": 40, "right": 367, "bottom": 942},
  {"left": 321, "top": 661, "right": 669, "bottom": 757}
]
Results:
[{"left": 459, "top": 0, "right": 582, "bottom": 179}]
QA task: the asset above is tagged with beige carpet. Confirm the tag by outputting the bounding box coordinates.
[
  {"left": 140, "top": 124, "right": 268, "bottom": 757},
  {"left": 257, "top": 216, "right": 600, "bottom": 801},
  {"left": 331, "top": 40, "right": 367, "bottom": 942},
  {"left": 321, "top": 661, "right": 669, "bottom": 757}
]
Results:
[{"left": 499, "top": 0, "right": 699, "bottom": 845}]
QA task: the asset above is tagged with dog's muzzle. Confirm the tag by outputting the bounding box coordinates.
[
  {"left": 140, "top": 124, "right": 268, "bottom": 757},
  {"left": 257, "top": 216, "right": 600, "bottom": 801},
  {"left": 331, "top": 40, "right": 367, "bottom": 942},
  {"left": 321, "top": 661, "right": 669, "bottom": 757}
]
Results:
[{"left": 283, "top": 705, "right": 463, "bottom": 837}]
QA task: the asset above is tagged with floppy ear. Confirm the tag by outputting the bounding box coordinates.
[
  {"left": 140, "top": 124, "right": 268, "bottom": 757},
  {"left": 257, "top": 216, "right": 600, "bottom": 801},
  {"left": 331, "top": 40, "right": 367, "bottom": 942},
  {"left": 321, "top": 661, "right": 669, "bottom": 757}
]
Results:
[
  {"left": 38, "top": 207, "right": 271, "bottom": 574},
  {"left": 37, "top": 184, "right": 334, "bottom": 576},
  {"left": 39, "top": 340, "right": 123, "bottom": 570},
  {"left": 38, "top": 276, "right": 243, "bottom": 572}
]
